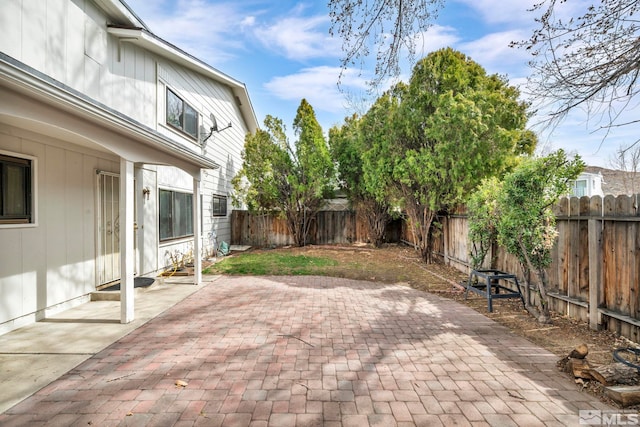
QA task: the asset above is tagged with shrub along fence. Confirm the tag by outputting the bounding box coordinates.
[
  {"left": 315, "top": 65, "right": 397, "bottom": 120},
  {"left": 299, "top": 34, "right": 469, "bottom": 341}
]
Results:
[
  {"left": 425, "top": 194, "right": 640, "bottom": 342},
  {"left": 231, "top": 194, "right": 640, "bottom": 342}
]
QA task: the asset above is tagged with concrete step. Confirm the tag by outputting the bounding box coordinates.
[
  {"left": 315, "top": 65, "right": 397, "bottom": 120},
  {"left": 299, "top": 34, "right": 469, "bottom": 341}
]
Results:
[{"left": 91, "top": 277, "right": 158, "bottom": 301}]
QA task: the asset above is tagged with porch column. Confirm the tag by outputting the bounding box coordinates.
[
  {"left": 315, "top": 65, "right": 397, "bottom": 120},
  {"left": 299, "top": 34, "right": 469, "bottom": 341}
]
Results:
[
  {"left": 120, "top": 159, "right": 135, "bottom": 323},
  {"left": 193, "top": 173, "right": 202, "bottom": 285}
]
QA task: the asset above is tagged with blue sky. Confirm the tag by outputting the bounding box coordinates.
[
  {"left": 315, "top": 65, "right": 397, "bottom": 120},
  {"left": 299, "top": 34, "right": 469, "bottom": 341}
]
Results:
[{"left": 124, "top": 0, "right": 638, "bottom": 168}]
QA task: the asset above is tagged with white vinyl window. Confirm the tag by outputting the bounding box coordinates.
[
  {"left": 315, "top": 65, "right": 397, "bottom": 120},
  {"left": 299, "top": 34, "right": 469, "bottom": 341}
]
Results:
[
  {"left": 159, "top": 189, "right": 193, "bottom": 241},
  {"left": 211, "top": 194, "right": 227, "bottom": 217},
  {"left": 573, "top": 179, "right": 587, "bottom": 197},
  {"left": 0, "top": 153, "right": 35, "bottom": 225},
  {"left": 166, "top": 88, "right": 198, "bottom": 139}
]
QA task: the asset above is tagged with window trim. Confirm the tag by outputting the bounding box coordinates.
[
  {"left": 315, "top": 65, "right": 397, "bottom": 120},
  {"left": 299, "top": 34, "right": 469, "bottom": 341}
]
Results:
[
  {"left": 165, "top": 87, "right": 199, "bottom": 140},
  {"left": 211, "top": 194, "right": 228, "bottom": 217},
  {"left": 0, "top": 150, "right": 37, "bottom": 228},
  {"left": 159, "top": 188, "right": 194, "bottom": 242}
]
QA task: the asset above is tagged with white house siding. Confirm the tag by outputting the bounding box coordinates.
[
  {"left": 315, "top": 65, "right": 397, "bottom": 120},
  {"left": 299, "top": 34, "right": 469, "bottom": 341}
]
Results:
[
  {"left": 154, "top": 61, "right": 246, "bottom": 256},
  {"left": 0, "top": 124, "right": 119, "bottom": 333},
  {"left": 1, "top": 0, "right": 246, "bottom": 250},
  {"left": 0, "top": 0, "right": 254, "bottom": 332},
  {"left": 136, "top": 165, "right": 158, "bottom": 276},
  {"left": 0, "top": 0, "right": 153, "bottom": 130}
]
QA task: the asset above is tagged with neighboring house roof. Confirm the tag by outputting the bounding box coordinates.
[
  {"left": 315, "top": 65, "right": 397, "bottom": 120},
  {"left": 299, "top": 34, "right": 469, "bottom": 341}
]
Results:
[{"left": 585, "top": 166, "right": 640, "bottom": 196}]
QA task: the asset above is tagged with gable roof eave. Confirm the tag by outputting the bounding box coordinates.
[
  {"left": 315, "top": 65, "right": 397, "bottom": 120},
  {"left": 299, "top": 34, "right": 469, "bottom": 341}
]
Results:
[
  {"left": 107, "top": 26, "right": 259, "bottom": 134},
  {"left": 96, "top": 0, "right": 150, "bottom": 31}
]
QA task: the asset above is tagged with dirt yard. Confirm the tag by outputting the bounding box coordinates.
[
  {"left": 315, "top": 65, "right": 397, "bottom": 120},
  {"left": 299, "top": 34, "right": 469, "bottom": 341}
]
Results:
[{"left": 241, "top": 243, "right": 637, "bottom": 406}]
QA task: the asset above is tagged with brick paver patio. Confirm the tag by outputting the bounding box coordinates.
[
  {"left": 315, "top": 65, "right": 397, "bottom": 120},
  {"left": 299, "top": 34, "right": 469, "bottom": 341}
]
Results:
[{"left": 0, "top": 276, "right": 612, "bottom": 426}]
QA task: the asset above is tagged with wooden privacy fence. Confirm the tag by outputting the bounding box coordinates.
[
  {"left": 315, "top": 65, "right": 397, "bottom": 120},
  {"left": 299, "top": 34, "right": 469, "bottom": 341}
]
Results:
[{"left": 231, "top": 210, "right": 402, "bottom": 247}]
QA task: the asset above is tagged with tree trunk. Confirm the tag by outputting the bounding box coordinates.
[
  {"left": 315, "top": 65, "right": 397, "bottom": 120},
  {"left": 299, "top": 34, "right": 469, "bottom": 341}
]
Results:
[
  {"left": 490, "top": 239, "right": 498, "bottom": 270},
  {"left": 517, "top": 239, "right": 551, "bottom": 323},
  {"left": 358, "top": 199, "right": 390, "bottom": 248}
]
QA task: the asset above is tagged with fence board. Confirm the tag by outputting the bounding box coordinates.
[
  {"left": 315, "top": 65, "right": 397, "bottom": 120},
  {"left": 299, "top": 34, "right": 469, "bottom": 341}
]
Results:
[
  {"left": 589, "top": 196, "right": 604, "bottom": 330},
  {"left": 634, "top": 218, "right": 640, "bottom": 324},
  {"left": 579, "top": 197, "right": 590, "bottom": 298},
  {"left": 568, "top": 197, "right": 580, "bottom": 303},
  {"left": 557, "top": 198, "right": 569, "bottom": 297},
  {"left": 602, "top": 196, "right": 617, "bottom": 321}
]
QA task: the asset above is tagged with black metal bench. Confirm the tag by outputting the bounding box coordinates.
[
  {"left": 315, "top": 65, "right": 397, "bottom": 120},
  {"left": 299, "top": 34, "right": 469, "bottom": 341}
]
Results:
[{"left": 465, "top": 269, "right": 525, "bottom": 312}]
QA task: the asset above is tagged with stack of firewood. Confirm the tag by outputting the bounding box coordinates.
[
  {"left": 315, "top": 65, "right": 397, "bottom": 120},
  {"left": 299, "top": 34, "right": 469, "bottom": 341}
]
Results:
[{"left": 558, "top": 344, "right": 640, "bottom": 407}]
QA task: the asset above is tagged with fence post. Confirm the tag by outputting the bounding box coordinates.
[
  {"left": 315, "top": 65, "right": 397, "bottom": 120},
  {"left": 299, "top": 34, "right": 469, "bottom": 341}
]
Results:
[
  {"left": 443, "top": 216, "right": 449, "bottom": 265},
  {"left": 588, "top": 196, "right": 603, "bottom": 330}
]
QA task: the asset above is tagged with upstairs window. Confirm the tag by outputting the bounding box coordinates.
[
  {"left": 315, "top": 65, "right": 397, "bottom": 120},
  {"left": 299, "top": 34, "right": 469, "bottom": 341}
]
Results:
[
  {"left": 0, "top": 154, "right": 33, "bottom": 224},
  {"left": 166, "top": 88, "right": 198, "bottom": 139}
]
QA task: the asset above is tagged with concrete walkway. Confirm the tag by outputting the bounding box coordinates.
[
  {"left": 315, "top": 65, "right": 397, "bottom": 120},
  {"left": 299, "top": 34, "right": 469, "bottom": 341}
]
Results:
[
  {"left": 0, "top": 275, "right": 613, "bottom": 426},
  {"left": 0, "top": 276, "right": 204, "bottom": 415}
]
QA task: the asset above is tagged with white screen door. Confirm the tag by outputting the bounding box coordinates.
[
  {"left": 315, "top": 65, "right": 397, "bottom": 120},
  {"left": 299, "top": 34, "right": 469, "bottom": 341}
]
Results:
[{"left": 97, "top": 171, "right": 120, "bottom": 285}]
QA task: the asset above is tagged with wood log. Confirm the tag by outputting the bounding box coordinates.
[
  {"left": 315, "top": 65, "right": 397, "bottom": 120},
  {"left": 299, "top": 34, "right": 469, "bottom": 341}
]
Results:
[
  {"left": 568, "top": 343, "right": 589, "bottom": 360},
  {"left": 557, "top": 357, "right": 593, "bottom": 379},
  {"left": 567, "top": 358, "right": 593, "bottom": 380},
  {"left": 605, "top": 385, "right": 640, "bottom": 408},
  {"left": 589, "top": 363, "right": 640, "bottom": 386},
  {"left": 557, "top": 344, "right": 590, "bottom": 372}
]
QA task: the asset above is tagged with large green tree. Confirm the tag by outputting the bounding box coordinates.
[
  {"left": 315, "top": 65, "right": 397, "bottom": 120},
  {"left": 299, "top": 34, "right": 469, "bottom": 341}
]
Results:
[
  {"left": 231, "top": 116, "right": 288, "bottom": 215},
  {"left": 232, "top": 100, "right": 334, "bottom": 246},
  {"left": 329, "top": 114, "right": 393, "bottom": 247},
  {"left": 390, "top": 48, "right": 536, "bottom": 263}
]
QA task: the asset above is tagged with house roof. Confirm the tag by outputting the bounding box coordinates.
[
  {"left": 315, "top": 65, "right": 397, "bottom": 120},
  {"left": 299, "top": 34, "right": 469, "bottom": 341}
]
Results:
[
  {"left": 95, "top": 0, "right": 150, "bottom": 30},
  {"left": 105, "top": 1, "right": 259, "bottom": 134},
  {"left": 585, "top": 166, "right": 640, "bottom": 196}
]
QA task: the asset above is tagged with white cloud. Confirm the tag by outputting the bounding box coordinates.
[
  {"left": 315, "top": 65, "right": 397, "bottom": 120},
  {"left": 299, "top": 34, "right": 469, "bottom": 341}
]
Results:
[
  {"left": 264, "top": 66, "right": 369, "bottom": 113},
  {"left": 411, "top": 25, "right": 462, "bottom": 58},
  {"left": 125, "top": 0, "right": 245, "bottom": 64},
  {"left": 458, "top": 30, "right": 530, "bottom": 77},
  {"left": 252, "top": 14, "right": 341, "bottom": 61},
  {"left": 241, "top": 16, "right": 256, "bottom": 28}
]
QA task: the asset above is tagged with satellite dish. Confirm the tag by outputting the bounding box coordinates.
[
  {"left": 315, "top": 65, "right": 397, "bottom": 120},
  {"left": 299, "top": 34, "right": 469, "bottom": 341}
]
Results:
[{"left": 210, "top": 113, "right": 218, "bottom": 132}]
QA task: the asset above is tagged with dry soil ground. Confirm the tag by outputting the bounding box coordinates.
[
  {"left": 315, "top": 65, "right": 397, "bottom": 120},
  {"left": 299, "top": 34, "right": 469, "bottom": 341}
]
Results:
[{"left": 238, "top": 243, "right": 638, "bottom": 407}]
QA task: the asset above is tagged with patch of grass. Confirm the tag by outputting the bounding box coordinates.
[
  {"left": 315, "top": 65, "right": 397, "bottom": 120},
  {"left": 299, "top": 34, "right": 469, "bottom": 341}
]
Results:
[{"left": 203, "top": 252, "right": 339, "bottom": 276}]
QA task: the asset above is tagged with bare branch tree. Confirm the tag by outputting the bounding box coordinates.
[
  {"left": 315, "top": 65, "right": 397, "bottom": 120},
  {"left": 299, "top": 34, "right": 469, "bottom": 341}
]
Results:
[
  {"left": 514, "top": 0, "right": 640, "bottom": 144},
  {"left": 328, "top": 0, "right": 444, "bottom": 88},
  {"left": 610, "top": 143, "right": 640, "bottom": 195}
]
